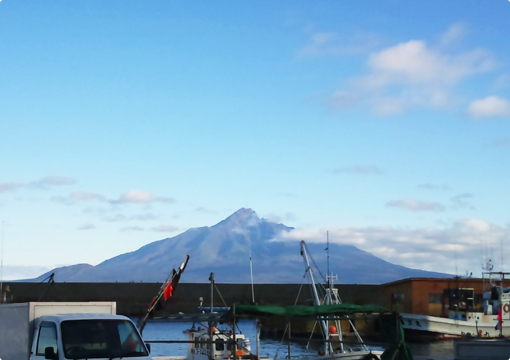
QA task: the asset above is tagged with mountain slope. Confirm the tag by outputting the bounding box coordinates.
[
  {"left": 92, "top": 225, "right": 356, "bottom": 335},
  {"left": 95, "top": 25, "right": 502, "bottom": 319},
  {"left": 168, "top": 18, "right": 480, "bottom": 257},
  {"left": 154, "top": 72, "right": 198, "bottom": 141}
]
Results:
[{"left": 30, "top": 208, "right": 452, "bottom": 284}]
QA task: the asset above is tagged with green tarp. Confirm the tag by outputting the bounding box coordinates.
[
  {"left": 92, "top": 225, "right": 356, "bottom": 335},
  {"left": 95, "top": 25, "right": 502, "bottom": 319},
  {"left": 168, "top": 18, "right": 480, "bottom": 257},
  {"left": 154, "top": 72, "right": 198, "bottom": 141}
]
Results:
[
  {"left": 221, "top": 304, "right": 392, "bottom": 321},
  {"left": 220, "top": 304, "right": 413, "bottom": 360}
]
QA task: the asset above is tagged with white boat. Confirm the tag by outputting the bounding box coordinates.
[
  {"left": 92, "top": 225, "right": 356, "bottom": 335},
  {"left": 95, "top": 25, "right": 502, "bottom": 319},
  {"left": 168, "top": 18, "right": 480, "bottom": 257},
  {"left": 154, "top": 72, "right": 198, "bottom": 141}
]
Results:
[
  {"left": 401, "top": 271, "right": 510, "bottom": 339},
  {"left": 183, "top": 322, "right": 264, "bottom": 360}
]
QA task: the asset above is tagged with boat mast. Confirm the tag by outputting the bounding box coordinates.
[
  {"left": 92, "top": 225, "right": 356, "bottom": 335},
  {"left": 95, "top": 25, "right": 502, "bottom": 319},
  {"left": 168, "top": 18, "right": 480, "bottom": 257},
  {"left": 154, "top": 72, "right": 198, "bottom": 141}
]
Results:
[
  {"left": 300, "top": 240, "right": 332, "bottom": 354},
  {"left": 250, "top": 250, "right": 255, "bottom": 303}
]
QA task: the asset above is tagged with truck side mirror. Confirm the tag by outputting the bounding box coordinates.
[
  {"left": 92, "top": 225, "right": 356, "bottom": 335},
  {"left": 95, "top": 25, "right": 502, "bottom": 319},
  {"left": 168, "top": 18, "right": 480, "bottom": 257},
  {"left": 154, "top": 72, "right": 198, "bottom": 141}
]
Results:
[
  {"left": 44, "top": 347, "right": 57, "bottom": 360},
  {"left": 146, "top": 343, "right": 151, "bottom": 353}
]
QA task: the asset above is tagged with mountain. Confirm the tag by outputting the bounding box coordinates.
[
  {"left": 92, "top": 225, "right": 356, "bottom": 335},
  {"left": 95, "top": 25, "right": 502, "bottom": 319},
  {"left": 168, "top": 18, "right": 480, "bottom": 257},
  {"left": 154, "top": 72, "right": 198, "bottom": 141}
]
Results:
[{"left": 30, "top": 208, "right": 452, "bottom": 284}]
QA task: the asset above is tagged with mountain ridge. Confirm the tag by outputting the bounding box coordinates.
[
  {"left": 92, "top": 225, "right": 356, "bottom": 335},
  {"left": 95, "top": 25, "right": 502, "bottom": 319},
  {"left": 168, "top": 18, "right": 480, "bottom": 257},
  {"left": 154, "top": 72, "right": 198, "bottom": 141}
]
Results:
[{"left": 28, "top": 208, "right": 452, "bottom": 284}]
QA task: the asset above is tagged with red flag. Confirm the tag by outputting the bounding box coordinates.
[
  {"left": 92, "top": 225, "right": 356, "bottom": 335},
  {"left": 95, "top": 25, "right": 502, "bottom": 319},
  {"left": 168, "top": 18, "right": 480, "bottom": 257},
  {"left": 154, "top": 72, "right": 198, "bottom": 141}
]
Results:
[
  {"left": 163, "top": 282, "right": 173, "bottom": 301},
  {"left": 496, "top": 307, "right": 503, "bottom": 330}
]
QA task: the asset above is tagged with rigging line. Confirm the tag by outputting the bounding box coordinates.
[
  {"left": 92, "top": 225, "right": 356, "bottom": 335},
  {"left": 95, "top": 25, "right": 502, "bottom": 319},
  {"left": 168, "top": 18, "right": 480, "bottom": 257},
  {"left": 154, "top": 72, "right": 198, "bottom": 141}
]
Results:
[
  {"left": 214, "top": 284, "right": 228, "bottom": 307},
  {"left": 304, "top": 242, "right": 327, "bottom": 284}
]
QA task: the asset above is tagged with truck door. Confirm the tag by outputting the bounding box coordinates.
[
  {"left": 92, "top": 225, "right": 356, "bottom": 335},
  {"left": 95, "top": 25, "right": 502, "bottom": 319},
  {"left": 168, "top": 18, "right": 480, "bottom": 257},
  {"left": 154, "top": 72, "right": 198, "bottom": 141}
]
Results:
[{"left": 31, "top": 321, "right": 58, "bottom": 360}]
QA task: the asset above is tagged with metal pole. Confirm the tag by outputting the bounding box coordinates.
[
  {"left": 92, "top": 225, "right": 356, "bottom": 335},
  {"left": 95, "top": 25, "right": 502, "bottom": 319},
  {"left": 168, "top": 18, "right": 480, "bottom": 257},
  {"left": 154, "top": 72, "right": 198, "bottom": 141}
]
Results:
[
  {"left": 209, "top": 272, "right": 214, "bottom": 360},
  {"left": 250, "top": 251, "right": 255, "bottom": 303},
  {"left": 0, "top": 222, "right": 4, "bottom": 304},
  {"left": 233, "top": 304, "right": 237, "bottom": 360},
  {"left": 288, "top": 321, "right": 291, "bottom": 360},
  {"left": 256, "top": 321, "right": 260, "bottom": 360},
  {"left": 209, "top": 272, "right": 214, "bottom": 313}
]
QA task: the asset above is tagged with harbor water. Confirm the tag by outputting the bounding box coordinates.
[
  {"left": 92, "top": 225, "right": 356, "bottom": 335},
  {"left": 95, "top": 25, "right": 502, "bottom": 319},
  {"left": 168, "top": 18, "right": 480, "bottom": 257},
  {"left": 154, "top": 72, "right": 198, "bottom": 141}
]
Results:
[{"left": 140, "top": 320, "right": 455, "bottom": 360}]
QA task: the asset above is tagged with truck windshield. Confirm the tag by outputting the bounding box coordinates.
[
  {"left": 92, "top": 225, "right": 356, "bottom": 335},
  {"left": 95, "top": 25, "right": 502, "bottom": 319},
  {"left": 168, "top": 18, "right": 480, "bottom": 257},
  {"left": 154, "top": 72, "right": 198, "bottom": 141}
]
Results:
[{"left": 61, "top": 319, "right": 148, "bottom": 359}]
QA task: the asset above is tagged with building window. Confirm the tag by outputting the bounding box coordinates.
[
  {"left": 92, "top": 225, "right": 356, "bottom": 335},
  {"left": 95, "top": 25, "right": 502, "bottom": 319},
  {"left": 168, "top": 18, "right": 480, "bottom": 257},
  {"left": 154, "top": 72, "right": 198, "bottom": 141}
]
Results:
[{"left": 429, "top": 293, "right": 442, "bottom": 304}]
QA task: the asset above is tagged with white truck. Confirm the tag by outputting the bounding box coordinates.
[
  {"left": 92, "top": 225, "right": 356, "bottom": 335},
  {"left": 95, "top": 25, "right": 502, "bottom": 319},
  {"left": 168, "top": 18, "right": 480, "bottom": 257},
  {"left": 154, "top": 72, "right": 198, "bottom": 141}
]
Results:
[{"left": 0, "top": 302, "right": 153, "bottom": 360}]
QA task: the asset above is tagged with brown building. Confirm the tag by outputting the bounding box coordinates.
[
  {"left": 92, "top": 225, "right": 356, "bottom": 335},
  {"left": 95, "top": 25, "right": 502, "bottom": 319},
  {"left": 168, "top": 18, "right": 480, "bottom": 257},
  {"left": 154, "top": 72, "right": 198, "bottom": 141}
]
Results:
[{"left": 381, "top": 277, "right": 487, "bottom": 317}]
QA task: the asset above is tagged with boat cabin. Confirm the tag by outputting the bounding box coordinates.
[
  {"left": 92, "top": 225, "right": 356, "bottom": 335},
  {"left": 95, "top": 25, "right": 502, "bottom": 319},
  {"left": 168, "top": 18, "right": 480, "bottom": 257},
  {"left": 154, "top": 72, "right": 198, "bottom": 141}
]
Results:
[{"left": 185, "top": 325, "right": 253, "bottom": 360}]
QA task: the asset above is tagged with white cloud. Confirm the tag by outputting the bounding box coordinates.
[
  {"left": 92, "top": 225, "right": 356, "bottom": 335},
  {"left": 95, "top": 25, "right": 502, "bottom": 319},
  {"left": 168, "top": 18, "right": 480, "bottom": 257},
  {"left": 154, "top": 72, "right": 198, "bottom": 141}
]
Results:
[
  {"left": 438, "top": 24, "right": 465, "bottom": 47},
  {"left": 71, "top": 191, "right": 104, "bottom": 201},
  {"left": 271, "top": 219, "right": 510, "bottom": 276},
  {"left": 363, "top": 40, "right": 493, "bottom": 89},
  {"left": 492, "top": 74, "right": 510, "bottom": 91},
  {"left": 386, "top": 198, "right": 444, "bottom": 212},
  {"left": 112, "top": 190, "right": 175, "bottom": 204},
  {"left": 299, "top": 31, "right": 380, "bottom": 57},
  {"left": 330, "top": 30, "right": 496, "bottom": 115},
  {"left": 468, "top": 96, "right": 510, "bottom": 118}
]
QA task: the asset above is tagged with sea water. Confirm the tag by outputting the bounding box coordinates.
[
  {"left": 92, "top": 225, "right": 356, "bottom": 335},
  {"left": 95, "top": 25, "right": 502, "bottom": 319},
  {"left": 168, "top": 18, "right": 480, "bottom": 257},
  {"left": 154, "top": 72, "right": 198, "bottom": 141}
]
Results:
[{"left": 140, "top": 320, "right": 455, "bottom": 360}]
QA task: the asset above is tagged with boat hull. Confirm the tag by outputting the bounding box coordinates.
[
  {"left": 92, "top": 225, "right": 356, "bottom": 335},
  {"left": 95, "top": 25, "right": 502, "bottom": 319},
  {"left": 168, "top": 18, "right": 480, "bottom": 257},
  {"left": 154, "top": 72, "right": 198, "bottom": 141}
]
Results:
[
  {"left": 401, "top": 312, "right": 509, "bottom": 339},
  {"left": 299, "top": 350, "right": 381, "bottom": 360}
]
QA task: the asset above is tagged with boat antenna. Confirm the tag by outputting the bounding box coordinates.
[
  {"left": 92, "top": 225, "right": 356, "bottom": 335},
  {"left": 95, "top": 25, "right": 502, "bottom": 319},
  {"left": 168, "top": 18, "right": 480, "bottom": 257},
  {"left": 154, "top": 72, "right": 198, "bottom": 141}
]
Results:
[
  {"left": 501, "top": 237, "right": 504, "bottom": 273},
  {"left": 249, "top": 248, "right": 255, "bottom": 303},
  {"left": 326, "top": 231, "right": 330, "bottom": 288}
]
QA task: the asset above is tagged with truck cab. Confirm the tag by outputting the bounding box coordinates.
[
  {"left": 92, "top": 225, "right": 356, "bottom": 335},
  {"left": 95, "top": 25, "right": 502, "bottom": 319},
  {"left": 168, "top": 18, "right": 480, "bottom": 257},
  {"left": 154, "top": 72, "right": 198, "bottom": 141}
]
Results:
[
  {"left": 0, "top": 302, "right": 153, "bottom": 360},
  {"left": 30, "top": 313, "right": 151, "bottom": 360}
]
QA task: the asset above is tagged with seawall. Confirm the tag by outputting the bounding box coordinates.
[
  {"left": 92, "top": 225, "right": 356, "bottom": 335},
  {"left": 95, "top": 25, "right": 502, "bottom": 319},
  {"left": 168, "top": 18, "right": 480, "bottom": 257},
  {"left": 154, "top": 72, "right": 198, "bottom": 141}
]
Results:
[{"left": 0, "top": 282, "right": 384, "bottom": 316}]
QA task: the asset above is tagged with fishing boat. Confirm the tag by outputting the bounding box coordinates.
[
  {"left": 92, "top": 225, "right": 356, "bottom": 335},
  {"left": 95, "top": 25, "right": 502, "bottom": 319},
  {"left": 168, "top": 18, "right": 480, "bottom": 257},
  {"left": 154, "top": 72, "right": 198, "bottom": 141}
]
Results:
[
  {"left": 297, "top": 240, "right": 384, "bottom": 360},
  {"left": 220, "top": 303, "right": 411, "bottom": 360},
  {"left": 183, "top": 321, "right": 264, "bottom": 360},
  {"left": 401, "top": 270, "right": 510, "bottom": 339}
]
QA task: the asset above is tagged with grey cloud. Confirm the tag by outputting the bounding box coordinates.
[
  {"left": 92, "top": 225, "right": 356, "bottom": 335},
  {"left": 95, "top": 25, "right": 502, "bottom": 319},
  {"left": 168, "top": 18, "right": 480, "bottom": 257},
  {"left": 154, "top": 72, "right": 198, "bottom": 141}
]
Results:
[
  {"left": 30, "top": 177, "right": 77, "bottom": 189},
  {"left": 0, "top": 182, "right": 24, "bottom": 193},
  {"left": 195, "top": 207, "right": 216, "bottom": 214},
  {"left": 152, "top": 225, "right": 179, "bottom": 233},
  {"left": 484, "top": 137, "right": 510, "bottom": 149},
  {"left": 1, "top": 177, "right": 76, "bottom": 194},
  {"left": 451, "top": 193, "right": 475, "bottom": 210},
  {"left": 52, "top": 191, "right": 105, "bottom": 205},
  {"left": 77, "top": 223, "right": 96, "bottom": 230},
  {"left": 121, "top": 226, "right": 145, "bottom": 232}
]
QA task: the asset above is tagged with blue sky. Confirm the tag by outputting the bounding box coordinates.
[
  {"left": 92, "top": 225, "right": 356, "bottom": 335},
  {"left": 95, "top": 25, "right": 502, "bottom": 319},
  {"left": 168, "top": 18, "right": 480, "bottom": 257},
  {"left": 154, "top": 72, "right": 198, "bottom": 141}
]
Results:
[{"left": 1, "top": 0, "right": 510, "bottom": 281}]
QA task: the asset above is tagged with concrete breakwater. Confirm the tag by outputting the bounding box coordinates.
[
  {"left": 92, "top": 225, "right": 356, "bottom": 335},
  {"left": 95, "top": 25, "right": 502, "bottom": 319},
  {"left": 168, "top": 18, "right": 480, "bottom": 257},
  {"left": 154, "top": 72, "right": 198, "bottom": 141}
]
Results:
[{"left": 1, "top": 282, "right": 384, "bottom": 316}]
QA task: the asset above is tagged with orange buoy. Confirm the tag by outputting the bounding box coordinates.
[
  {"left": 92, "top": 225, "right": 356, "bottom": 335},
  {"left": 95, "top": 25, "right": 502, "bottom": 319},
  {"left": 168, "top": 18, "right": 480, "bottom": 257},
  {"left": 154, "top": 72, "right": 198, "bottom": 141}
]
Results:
[
  {"left": 329, "top": 325, "right": 337, "bottom": 334},
  {"left": 236, "top": 349, "right": 245, "bottom": 355}
]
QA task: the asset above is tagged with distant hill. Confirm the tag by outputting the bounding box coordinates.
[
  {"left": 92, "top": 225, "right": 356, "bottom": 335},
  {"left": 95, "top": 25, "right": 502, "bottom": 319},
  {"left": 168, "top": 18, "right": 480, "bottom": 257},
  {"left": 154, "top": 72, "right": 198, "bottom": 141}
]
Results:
[{"left": 29, "top": 208, "right": 452, "bottom": 284}]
